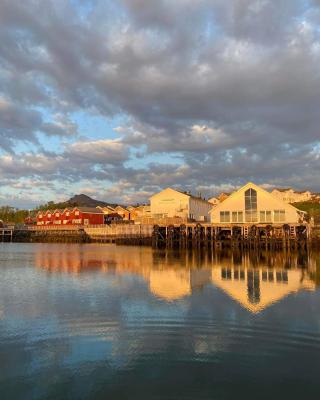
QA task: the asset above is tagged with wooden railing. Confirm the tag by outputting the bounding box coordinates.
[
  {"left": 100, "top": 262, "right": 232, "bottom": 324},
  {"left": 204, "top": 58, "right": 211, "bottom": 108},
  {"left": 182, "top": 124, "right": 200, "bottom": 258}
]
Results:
[{"left": 84, "top": 224, "right": 153, "bottom": 238}]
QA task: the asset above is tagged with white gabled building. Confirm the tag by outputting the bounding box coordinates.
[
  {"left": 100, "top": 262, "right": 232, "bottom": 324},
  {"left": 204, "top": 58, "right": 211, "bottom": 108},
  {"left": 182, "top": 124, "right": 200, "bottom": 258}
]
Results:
[
  {"left": 210, "top": 182, "right": 306, "bottom": 224},
  {"left": 150, "top": 187, "right": 212, "bottom": 222},
  {"left": 271, "top": 188, "right": 313, "bottom": 204}
]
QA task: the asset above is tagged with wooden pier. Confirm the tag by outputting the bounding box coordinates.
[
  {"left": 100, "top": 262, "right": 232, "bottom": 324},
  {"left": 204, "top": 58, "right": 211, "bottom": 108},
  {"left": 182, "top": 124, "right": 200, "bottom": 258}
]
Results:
[
  {"left": 0, "top": 226, "right": 14, "bottom": 242},
  {"left": 151, "top": 223, "right": 311, "bottom": 250}
]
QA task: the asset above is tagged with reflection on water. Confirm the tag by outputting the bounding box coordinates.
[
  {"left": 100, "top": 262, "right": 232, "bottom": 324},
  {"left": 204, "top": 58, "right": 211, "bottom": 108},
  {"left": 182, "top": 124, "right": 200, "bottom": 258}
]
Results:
[
  {"left": 35, "top": 244, "right": 317, "bottom": 312},
  {"left": 1, "top": 243, "right": 320, "bottom": 400}
]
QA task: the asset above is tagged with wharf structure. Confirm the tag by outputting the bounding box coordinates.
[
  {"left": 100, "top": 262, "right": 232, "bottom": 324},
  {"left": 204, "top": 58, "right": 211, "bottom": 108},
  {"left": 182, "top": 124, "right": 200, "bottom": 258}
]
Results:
[
  {"left": 0, "top": 224, "right": 14, "bottom": 242},
  {"left": 151, "top": 183, "right": 311, "bottom": 249},
  {"left": 12, "top": 182, "right": 319, "bottom": 248}
]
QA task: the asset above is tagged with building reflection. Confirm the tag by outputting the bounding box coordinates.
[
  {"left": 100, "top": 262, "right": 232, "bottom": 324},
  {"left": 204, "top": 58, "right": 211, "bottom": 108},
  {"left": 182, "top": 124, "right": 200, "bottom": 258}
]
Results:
[{"left": 35, "top": 244, "right": 319, "bottom": 312}]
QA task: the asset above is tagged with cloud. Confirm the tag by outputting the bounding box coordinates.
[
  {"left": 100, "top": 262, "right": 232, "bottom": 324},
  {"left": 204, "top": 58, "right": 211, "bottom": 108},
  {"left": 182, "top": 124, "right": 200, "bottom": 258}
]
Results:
[
  {"left": 66, "top": 139, "right": 128, "bottom": 164},
  {"left": 0, "top": 0, "right": 320, "bottom": 206}
]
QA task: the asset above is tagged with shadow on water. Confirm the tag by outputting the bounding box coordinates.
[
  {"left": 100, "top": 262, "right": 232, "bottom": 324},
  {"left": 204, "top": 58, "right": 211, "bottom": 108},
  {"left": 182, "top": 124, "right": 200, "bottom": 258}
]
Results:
[{"left": 1, "top": 243, "right": 320, "bottom": 400}]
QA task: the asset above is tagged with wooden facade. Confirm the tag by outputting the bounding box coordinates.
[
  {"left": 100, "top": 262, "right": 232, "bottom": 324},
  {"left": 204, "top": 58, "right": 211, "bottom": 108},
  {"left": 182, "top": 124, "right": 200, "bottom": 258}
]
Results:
[{"left": 36, "top": 207, "right": 104, "bottom": 226}]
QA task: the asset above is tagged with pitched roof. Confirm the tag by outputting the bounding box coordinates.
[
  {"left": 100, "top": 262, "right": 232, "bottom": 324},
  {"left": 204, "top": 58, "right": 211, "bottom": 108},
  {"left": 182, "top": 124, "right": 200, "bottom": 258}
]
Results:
[{"left": 150, "top": 187, "right": 211, "bottom": 204}]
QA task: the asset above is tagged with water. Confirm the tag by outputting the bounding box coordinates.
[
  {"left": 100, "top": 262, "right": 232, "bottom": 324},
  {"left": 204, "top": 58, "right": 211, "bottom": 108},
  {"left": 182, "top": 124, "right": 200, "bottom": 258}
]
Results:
[{"left": 0, "top": 243, "right": 320, "bottom": 400}]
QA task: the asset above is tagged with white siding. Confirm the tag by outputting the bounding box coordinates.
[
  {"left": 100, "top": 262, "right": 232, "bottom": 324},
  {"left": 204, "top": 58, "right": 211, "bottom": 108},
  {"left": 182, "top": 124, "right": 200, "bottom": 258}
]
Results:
[{"left": 150, "top": 188, "right": 212, "bottom": 221}]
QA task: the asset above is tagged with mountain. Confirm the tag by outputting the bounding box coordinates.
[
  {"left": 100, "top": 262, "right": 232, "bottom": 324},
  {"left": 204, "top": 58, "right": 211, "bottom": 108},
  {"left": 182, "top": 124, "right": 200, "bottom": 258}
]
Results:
[{"left": 67, "top": 194, "right": 118, "bottom": 208}]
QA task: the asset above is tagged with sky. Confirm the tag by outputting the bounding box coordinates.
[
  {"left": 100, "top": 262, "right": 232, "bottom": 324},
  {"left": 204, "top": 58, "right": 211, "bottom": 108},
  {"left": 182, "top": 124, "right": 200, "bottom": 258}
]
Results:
[{"left": 0, "top": 0, "right": 320, "bottom": 208}]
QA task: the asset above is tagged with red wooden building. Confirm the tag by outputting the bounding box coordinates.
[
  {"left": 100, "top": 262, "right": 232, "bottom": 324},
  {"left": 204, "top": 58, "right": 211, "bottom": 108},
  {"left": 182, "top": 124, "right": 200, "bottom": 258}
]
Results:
[{"left": 36, "top": 207, "right": 104, "bottom": 226}]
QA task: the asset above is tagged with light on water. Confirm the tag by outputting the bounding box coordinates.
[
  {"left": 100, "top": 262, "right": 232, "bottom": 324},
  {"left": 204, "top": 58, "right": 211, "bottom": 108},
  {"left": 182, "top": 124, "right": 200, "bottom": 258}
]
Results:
[{"left": 1, "top": 243, "right": 320, "bottom": 400}]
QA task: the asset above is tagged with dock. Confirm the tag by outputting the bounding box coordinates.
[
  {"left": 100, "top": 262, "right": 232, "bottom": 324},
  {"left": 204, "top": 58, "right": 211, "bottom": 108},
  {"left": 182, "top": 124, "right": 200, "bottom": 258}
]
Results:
[
  {"left": 151, "top": 223, "right": 311, "bottom": 250},
  {"left": 0, "top": 226, "right": 14, "bottom": 242},
  {"left": 8, "top": 222, "right": 317, "bottom": 249}
]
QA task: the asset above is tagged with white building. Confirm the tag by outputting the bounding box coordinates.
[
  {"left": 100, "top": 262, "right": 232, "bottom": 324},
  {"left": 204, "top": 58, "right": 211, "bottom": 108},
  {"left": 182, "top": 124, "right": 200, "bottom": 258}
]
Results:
[
  {"left": 271, "top": 188, "right": 313, "bottom": 203},
  {"left": 208, "top": 196, "right": 220, "bottom": 207},
  {"left": 150, "top": 187, "right": 212, "bottom": 222},
  {"left": 210, "top": 182, "right": 306, "bottom": 224}
]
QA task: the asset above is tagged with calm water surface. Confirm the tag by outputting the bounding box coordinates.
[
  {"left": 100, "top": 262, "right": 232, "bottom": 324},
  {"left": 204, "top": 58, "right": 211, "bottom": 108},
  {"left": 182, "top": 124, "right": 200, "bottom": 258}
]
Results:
[{"left": 0, "top": 243, "right": 320, "bottom": 400}]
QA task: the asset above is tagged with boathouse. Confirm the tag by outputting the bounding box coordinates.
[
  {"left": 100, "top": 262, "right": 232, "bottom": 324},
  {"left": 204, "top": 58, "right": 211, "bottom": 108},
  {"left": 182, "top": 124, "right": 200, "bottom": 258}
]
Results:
[
  {"left": 150, "top": 187, "right": 212, "bottom": 222},
  {"left": 36, "top": 207, "right": 104, "bottom": 226},
  {"left": 210, "top": 182, "right": 306, "bottom": 224}
]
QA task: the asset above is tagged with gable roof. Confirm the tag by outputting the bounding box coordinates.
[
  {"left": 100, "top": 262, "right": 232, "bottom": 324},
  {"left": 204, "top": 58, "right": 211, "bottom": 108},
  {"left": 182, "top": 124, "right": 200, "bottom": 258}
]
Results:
[
  {"left": 114, "top": 205, "right": 128, "bottom": 211},
  {"left": 150, "top": 187, "right": 210, "bottom": 204},
  {"left": 209, "top": 182, "right": 305, "bottom": 214}
]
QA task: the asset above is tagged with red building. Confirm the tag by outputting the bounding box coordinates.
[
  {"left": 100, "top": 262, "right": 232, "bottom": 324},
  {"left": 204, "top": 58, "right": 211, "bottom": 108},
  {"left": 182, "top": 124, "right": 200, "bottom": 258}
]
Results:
[
  {"left": 36, "top": 207, "right": 104, "bottom": 226},
  {"left": 36, "top": 210, "right": 53, "bottom": 225}
]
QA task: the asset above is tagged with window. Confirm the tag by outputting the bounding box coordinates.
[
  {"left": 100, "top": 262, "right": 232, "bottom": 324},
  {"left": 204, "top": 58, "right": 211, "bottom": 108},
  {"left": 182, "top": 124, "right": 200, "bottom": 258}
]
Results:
[
  {"left": 274, "top": 210, "right": 285, "bottom": 222},
  {"left": 220, "top": 211, "right": 230, "bottom": 222},
  {"left": 245, "top": 188, "right": 258, "bottom": 222},
  {"left": 232, "top": 211, "right": 243, "bottom": 223},
  {"left": 260, "top": 210, "right": 272, "bottom": 223}
]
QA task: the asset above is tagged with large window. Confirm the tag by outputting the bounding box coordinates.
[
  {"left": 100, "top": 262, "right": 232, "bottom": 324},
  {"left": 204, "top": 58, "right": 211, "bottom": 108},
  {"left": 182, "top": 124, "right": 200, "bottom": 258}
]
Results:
[
  {"left": 245, "top": 188, "right": 257, "bottom": 222},
  {"left": 260, "top": 210, "right": 272, "bottom": 223},
  {"left": 232, "top": 211, "right": 243, "bottom": 223},
  {"left": 220, "top": 211, "right": 230, "bottom": 222},
  {"left": 274, "top": 210, "right": 285, "bottom": 222}
]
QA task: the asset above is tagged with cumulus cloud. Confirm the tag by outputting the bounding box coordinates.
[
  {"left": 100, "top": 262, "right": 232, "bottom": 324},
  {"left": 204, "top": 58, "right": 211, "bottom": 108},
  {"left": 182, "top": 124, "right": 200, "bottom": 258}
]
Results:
[{"left": 0, "top": 0, "right": 320, "bottom": 206}]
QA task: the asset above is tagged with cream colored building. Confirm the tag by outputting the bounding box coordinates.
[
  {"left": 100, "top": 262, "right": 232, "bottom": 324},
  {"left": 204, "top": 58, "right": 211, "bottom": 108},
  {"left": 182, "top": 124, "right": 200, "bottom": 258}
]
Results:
[
  {"left": 271, "top": 188, "right": 313, "bottom": 203},
  {"left": 210, "top": 182, "right": 306, "bottom": 224},
  {"left": 208, "top": 196, "right": 220, "bottom": 207},
  {"left": 150, "top": 187, "right": 212, "bottom": 222}
]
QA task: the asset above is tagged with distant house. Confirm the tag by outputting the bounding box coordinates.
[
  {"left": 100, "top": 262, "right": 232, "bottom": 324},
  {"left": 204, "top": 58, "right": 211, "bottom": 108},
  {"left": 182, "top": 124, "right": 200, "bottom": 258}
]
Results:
[
  {"left": 113, "top": 206, "right": 130, "bottom": 220},
  {"left": 217, "top": 192, "right": 231, "bottom": 202},
  {"left": 210, "top": 182, "right": 306, "bottom": 224},
  {"left": 127, "top": 205, "right": 151, "bottom": 220},
  {"left": 97, "top": 206, "right": 115, "bottom": 215},
  {"left": 150, "top": 187, "right": 212, "bottom": 222},
  {"left": 271, "top": 188, "right": 313, "bottom": 204},
  {"left": 208, "top": 197, "right": 220, "bottom": 207}
]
